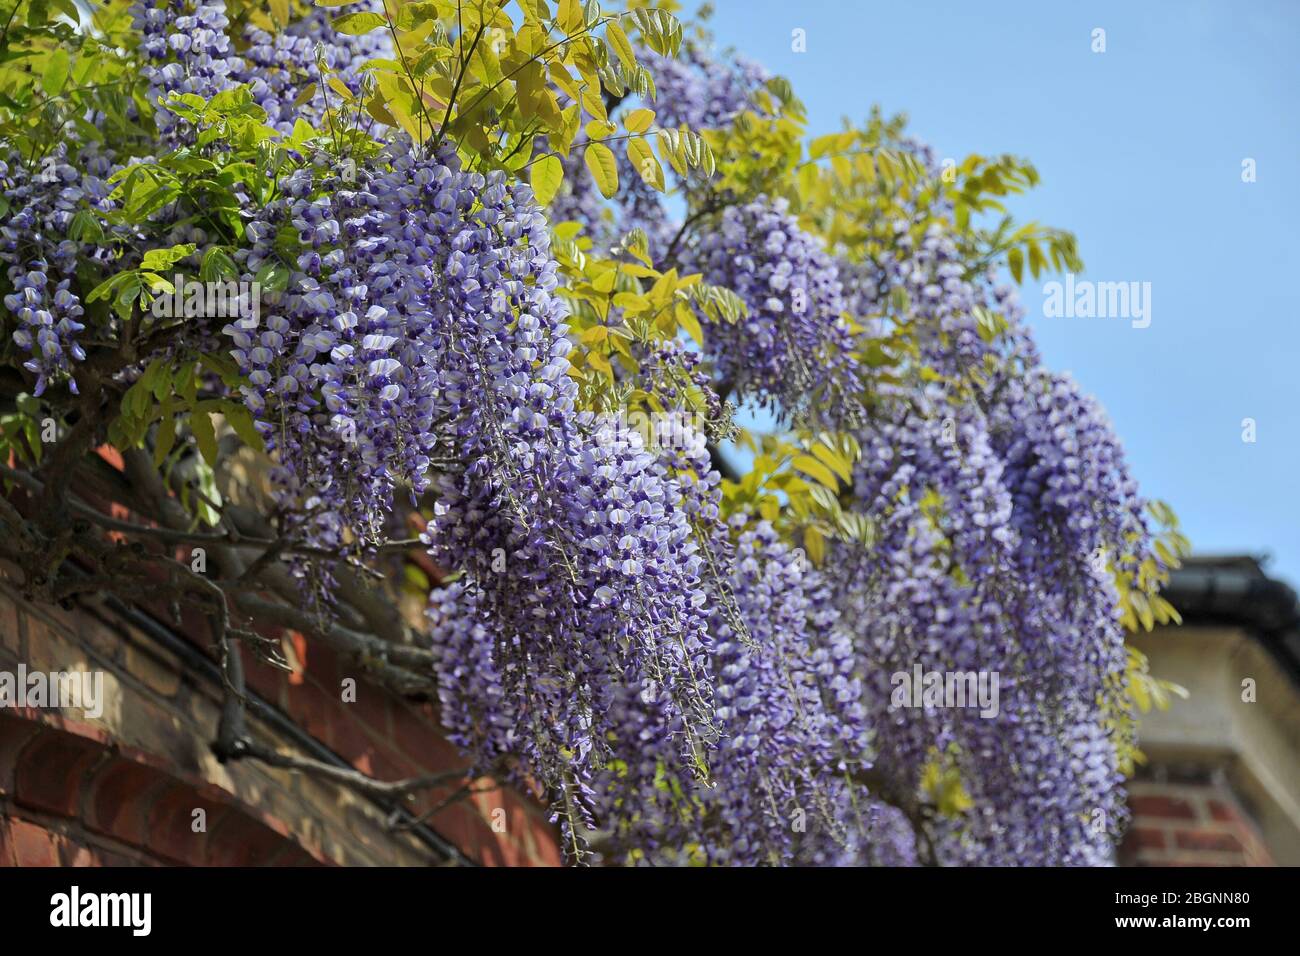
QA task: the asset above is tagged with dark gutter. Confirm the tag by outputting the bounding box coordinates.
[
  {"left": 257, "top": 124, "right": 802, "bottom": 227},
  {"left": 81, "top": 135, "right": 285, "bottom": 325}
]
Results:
[{"left": 1161, "top": 556, "right": 1300, "bottom": 687}]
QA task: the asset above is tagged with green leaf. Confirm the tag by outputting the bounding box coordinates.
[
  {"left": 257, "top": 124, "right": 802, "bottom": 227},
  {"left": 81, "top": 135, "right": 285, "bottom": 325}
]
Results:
[
  {"left": 140, "top": 243, "right": 196, "bottom": 273},
  {"left": 531, "top": 154, "right": 564, "bottom": 206},
  {"left": 175, "top": 362, "right": 198, "bottom": 403},
  {"left": 255, "top": 261, "right": 290, "bottom": 293},
  {"left": 584, "top": 141, "right": 619, "bottom": 199},
  {"left": 41, "top": 49, "right": 69, "bottom": 96},
  {"left": 200, "top": 247, "right": 238, "bottom": 282},
  {"left": 153, "top": 407, "right": 177, "bottom": 467},
  {"left": 222, "top": 404, "right": 265, "bottom": 453},
  {"left": 191, "top": 410, "right": 218, "bottom": 467},
  {"left": 67, "top": 209, "right": 104, "bottom": 243},
  {"left": 333, "top": 11, "right": 387, "bottom": 35}
]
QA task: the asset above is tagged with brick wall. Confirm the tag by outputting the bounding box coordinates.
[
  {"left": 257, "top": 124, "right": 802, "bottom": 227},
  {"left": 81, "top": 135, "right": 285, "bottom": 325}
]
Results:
[
  {"left": 1120, "top": 779, "right": 1275, "bottom": 867},
  {"left": 0, "top": 577, "right": 561, "bottom": 867}
]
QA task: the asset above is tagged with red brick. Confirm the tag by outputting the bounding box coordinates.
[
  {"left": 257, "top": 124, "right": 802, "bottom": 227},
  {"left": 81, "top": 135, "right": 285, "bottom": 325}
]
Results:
[
  {"left": 341, "top": 675, "right": 392, "bottom": 740},
  {"left": 284, "top": 678, "right": 337, "bottom": 745},
  {"left": 300, "top": 640, "right": 338, "bottom": 687},
  {"left": 526, "top": 814, "right": 562, "bottom": 866},
  {"left": 144, "top": 783, "right": 223, "bottom": 866},
  {"left": 264, "top": 843, "right": 324, "bottom": 867},
  {"left": 1128, "top": 827, "right": 1167, "bottom": 850},
  {"left": 84, "top": 757, "right": 171, "bottom": 847},
  {"left": 1129, "top": 794, "right": 1197, "bottom": 820},
  {"left": 327, "top": 715, "right": 380, "bottom": 771},
  {"left": 438, "top": 802, "right": 496, "bottom": 864},
  {"left": 0, "top": 713, "right": 42, "bottom": 798},
  {"left": 1174, "top": 829, "right": 1244, "bottom": 853},
  {"left": 14, "top": 729, "right": 105, "bottom": 817},
  {"left": 205, "top": 809, "right": 292, "bottom": 866},
  {"left": 285, "top": 631, "right": 309, "bottom": 686},
  {"left": 1207, "top": 800, "right": 1237, "bottom": 823},
  {"left": 391, "top": 704, "right": 462, "bottom": 769},
  {"left": 9, "top": 819, "right": 59, "bottom": 866}
]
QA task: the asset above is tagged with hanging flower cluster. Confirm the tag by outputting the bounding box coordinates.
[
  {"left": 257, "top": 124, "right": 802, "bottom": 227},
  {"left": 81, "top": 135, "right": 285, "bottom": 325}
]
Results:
[
  {"left": 235, "top": 4, "right": 392, "bottom": 135},
  {"left": 688, "top": 196, "right": 864, "bottom": 426},
  {"left": 133, "top": 0, "right": 242, "bottom": 145},
  {"left": 0, "top": 145, "right": 124, "bottom": 394}
]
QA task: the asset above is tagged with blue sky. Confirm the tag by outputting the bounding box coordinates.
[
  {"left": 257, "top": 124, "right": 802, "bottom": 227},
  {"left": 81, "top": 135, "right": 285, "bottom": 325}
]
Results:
[{"left": 705, "top": 0, "right": 1300, "bottom": 588}]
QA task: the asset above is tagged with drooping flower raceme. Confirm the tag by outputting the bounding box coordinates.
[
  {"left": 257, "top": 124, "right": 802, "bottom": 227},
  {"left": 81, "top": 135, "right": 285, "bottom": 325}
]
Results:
[
  {"left": 642, "top": 44, "right": 769, "bottom": 132},
  {"left": 687, "top": 196, "right": 863, "bottom": 426},
  {"left": 234, "top": 4, "right": 392, "bottom": 135},
  {"left": 225, "top": 140, "right": 720, "bottom": 854},
  {"left": 133, "top": 0, "right": 242, "bottom": 146},
  {"left": 0, "top": 146, "right": 124, "bottom": 395}
]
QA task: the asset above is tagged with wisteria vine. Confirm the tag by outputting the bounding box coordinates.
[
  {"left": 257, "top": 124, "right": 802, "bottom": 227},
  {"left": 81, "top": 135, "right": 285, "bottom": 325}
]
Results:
[{"left": 0, "top": 0, "right": 1182, "bottom": 868}]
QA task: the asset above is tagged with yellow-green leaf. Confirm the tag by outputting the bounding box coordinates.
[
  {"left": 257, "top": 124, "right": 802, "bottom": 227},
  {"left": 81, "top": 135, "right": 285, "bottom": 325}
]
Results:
[
  {"left": 606, "top": 20, "right": 637, "bottom": 72},
  {"left": 584, "top": 141, "right": 619, "bottom": 198},
  {"left": 675, "top": 301, "right": 703, "bottom": 346},
  {"left": 623, "top": 108, "right": 654, "bottom": 134},
  {"left": 365, "top": 95, "right": 398, "bottom": 126},
  {"left": 531, "top": 154, "right": 564, "bottom": 205},
  {"left": 333, "top": 11, "right": 387, "bottom": 35},
  {"left": 557, "top": 0, "right": 584, "bottom": 32},
  {"left": 794, "top": 454, "right": 839, "bottom": 489},
  {"left": 627, "top": 137, "right": 665, "bottom": 191},
  {"left": 803, "top": 526, "right": 826, "bottom": 565},
  {"left": 811, "top": 443, "right": 852, "bottom": 484},
  {"left": 587, "top": 351, "right": 613, "bottom": 381},
  {"left": 580, "top": 326, "right": 609, "bottom": 347},
  {"left": 613, "top": 292, "right": 649, "bottom": 311}
]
